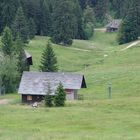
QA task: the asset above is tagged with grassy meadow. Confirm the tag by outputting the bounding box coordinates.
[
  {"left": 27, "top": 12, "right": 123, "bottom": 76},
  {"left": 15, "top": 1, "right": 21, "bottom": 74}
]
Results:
[{"left": 0, "top": 30, "right": 140, "bottom": 139}]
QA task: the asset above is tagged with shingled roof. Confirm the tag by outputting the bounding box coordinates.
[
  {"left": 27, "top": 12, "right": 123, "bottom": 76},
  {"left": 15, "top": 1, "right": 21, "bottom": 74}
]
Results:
[
  {"left": 106, "top": 19, "right": 122, "bottom": 29},
  {"left": 18, "top": 71, "right": 86, "bottom": 95}
]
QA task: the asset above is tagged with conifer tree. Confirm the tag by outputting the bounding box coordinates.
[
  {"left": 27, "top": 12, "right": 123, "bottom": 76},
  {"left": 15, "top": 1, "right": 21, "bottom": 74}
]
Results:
[
  {"left": 39, "top": 0, "right": 51, "bottom": 36},
  {"left": 73, "top": 0, "right": 85, "bottom": 39},
  {"left": 83, "top": 5, "right": 95, "bottom": 39},
  {"left": 12, "top": 7, "right": 29, "bottom": 43},
  {"left": 0, "top": 0, "right": 19, "bottom": 33},
  {"left": 54, "top": 83, "right": 66, "bottom": 107},
  {"left": 136, "top": 0, "right": 140, "bottom": 35},
  {"left": 110, "top": 0, "right": 125, "bottom": 18},
  {"left": 84, "top": 5, "right": 95, "bottom": 24},
  {"left": 51, "top": 0, "right": 77, "bottom": 45},
  {"left": 28, "top": 18, "right": 36, "bottom": 39},
  {"left": 14, "top": 36, "right": 29, "bottom": 75},
  {"left": 94, "top": 0, "right": 109, "bottom": 24},
  {"left": 44, "top": 83, "right": 53, "bottom": 107},
  {"left": 1, "top": 27, "right": 13, "bottom": 56},
  {"left": 117, "top": 0, "right": 139, "bottom": 44},
  {"left": 78, "top": 0, "right": 86, "bottom": 10},
  {"left": 40, "top": 41, "right": 58, "bottom": 72}
]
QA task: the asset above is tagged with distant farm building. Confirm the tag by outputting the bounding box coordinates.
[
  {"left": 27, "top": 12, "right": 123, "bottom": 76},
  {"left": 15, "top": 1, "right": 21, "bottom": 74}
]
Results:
[
  {"left": 18, "top": 71, "right": 87, "bottom": 103},
  {"left": 106, "top": 19, "right": 121, "bottom": 32}
]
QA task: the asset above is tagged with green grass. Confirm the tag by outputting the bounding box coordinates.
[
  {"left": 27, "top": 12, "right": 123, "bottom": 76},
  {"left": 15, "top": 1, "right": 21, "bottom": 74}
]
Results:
[
  {"left": 26, "top": 31, "right": 140, "bottom": 99},
  {"left": 0, "top": 31, "right": 140, "bottom": 139},
  {"left": 0, "top": 97, "right": 140, "bottom": 140}
]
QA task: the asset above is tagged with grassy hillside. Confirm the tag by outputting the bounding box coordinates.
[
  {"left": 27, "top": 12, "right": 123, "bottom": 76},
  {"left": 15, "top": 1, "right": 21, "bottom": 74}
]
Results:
[
  {"left": 26, "top": 31, "right": 140, "bottom": 100},
  {"left": 0, "top": 31, "right": 140, "bottom": 140}
]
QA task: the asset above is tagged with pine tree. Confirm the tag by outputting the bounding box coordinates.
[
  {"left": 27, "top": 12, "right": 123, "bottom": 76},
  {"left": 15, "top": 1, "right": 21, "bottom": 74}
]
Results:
[
  {"left": 28, "top": 18, "right": 36, "bottom": 39},
  {"left": 117, "top": 0, "right": 139, "bottom": 44},
  {"left": 54, "top": 82, "right": 66, "bottom": 107},
  {"left": 83, "top": 5, "right": 95, "bottom": 39},
  {"left": 39, "top": 0, "right": 51, "bottom": 36},
  {"left": 1, "top": 26, "right": 13, "bottom": 56},
  {"left": 78, "top": 0, "right": 86, "bottom": 10},
  {"left": 0, "top": 0, "right": 19, "bottom": 33},
  {"left": 40, "top": 41, "right": 58, "bottom": 72},
  {"left": 44, "top": 83, "right": 53, "bottom": 107},
  {"left": 110, "top": 0, "right": 125, "bottom": 18},
  {"left": 73, "top": 0, "right": 85, "bottom": 39},
  {"left": 84, "top": 5, "right": 95, "bottom": 24},
  {"left": 12, "top": 7, "right": 29, "bottom": 43},
  {"left": 110, "top": 0, "right": 133, "bottom": 18},
  {"left": 94, "top": 0, "right": 109, "bottom": 24},
  {"left": 51, "top": 0, "right": 77, "bottom": 45},
  {"left": 136, "top": 0, "right": 140, "bottom": 36},
  {"left": 14, "top": 36, "right": 28, "bottom": 75}
]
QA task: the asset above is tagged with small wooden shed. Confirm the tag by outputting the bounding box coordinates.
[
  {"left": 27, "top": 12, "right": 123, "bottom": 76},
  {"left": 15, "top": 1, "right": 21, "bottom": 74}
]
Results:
[
  {"left": 18, "top": 71, "right": 87, "bottom": 103},
  {"left": 106, "top": 19, "right": 121, "bottom": 32},
  {"left": 24, "top": 50, "right": 33, "bottom": 65}
]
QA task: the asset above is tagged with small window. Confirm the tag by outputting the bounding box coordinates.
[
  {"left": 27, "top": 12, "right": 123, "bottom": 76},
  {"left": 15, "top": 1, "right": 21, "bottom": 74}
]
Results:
[
  {"left": 65, "top": 89, "right": 73, "bottom": 94},
  {"left": 27, "top": 95, "right": 32, "bottom": 101}
]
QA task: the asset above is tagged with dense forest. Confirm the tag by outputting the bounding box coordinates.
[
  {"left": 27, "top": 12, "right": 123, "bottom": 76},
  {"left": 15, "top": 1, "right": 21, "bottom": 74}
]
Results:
[{"left": 0, "top": 0, "right": 139, "bottom": 45}]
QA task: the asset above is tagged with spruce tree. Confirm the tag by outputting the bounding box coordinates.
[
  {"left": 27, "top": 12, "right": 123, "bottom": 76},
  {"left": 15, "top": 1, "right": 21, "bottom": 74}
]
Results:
[
  {"left": 117, "top": 1, "right": 139, "bottom": 44},
  {"left": 110, "top": 0, "right": 125, "bottom": 18},
  {"left": 14, "top": 36, "right": 28, "bottom": 75},
  {"left": 44, "top": 83, "right": 53, "bottom": 107},
  {"left": 40, "top": 41, "right": 58, "bottom": 72},
  {"left": 94, "top": 0, "right": 109, "bottom": 24},
  {"left": 1, "top": 26, "right": 13, "bottom": 56},
  {"left": 28, "top": 18, "right": 36, "bottom": 39},
  {"left": 0, "top": 0, "right": 19, "bottom": 33},
  {"left": 84, "top": 5, "right": 95, "bottom": 24},
  {"left": 83, "top": 5, "right": 95, "bottom": 39},
  {"left": 78, "top": 0, "right": 86, "bottom": 10},
  {"left": 39, "top": 0, "right": 51, "bottom": 36},
  {"left": 12, "top": 7, "right": 29, "bottom": 43},
  {"left": 136, "top": 0, "right": 140, "bottom": 36},
  {"left": 54, "top": 82, "right": 66, "bottom": 107},
  {"left": 51, "top": 0, "right": 77, "bottom": 45},
  {"left": 73, "top": 0, "right": 85, "bottom": 39}
]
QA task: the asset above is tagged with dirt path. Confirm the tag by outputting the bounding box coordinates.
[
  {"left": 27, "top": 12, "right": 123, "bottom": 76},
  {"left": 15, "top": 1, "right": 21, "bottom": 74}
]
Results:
[
  {"left": 67, "top": 47, "right": 91, "bottom": 52},
  {"left": 121, "top": 40, "right": 140, "bottom": 51},
  {"left": 0, "top": 99, "right": 10, "bottom": 105}
]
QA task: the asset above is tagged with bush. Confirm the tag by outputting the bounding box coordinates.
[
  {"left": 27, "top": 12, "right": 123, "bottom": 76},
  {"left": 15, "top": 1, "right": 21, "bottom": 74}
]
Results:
[{"left": 84, "top": 22, "right": 94, "bottom": 39}]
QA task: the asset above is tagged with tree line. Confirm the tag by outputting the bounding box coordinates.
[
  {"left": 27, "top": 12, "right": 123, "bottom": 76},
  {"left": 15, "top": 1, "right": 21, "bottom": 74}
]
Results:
[
  {"left": 2, "top": 0, "right": 138, "bottom": 45},
  {"left": 0, "top": 0, "right": 96, "bottom": 45}
]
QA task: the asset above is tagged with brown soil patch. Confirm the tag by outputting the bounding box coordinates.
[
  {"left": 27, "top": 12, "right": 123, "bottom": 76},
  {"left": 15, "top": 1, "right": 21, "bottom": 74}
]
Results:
[{"left": 0, "top": 99, "right": 10, "bottom": 105}]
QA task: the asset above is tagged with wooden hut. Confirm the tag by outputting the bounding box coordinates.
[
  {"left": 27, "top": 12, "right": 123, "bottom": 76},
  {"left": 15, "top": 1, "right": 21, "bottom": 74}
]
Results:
[
  {"left": 106, "top": 19, "right": 121, "bottom": 32},
  {"left": 24, "top": 50, "right": 33, "bottom": 65},
  {"left": 18, "top": 71, "right": 87, "bottom": 103}
]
